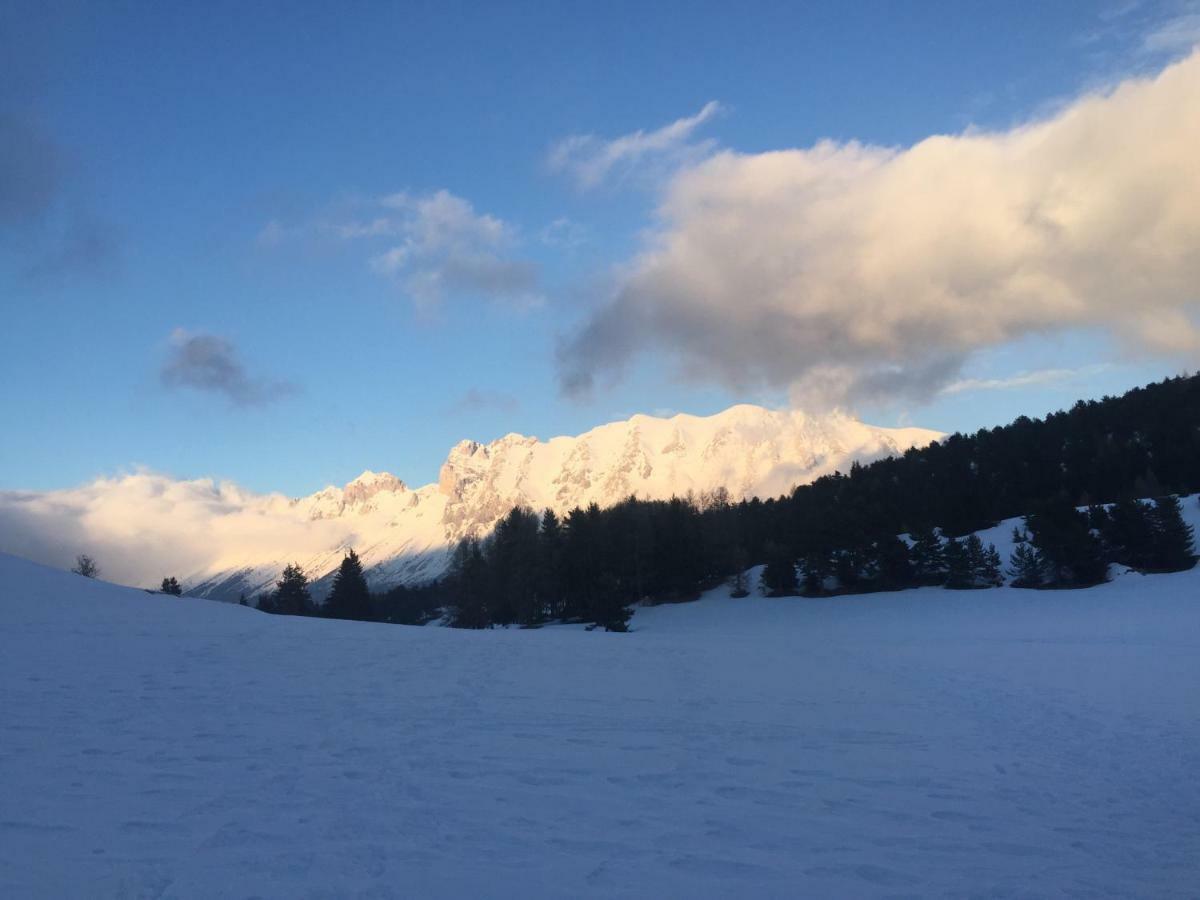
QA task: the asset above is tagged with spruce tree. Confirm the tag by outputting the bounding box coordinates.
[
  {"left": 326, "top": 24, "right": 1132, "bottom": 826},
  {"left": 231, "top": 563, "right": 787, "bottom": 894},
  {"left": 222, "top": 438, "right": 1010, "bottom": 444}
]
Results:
[
  {"left": 160, "top": 576, "right": 183, "bottom": 596},
  {"left": 593, "top": 572, "right": 632, "bottom": 632},
  {"left": 1104, "top": 497, "right": 1156, "bottom": 570},
  {"left": 761, "top": 542, "right": 798, "bottom": 596},
  {"left": 943, "top": 538, "right": 972, "bottom": 589},
  {"left": 909, "top": 528, "right": 945, "bottom": 585},
  {"left": 1008, "top": 543, "right": 1045, "bottom": 588},
  {"left": 448, "top": 538, "right": 489, "bottom": 628},
  {"left": 537, "top": 509, "right": 565, "bottom": 617},
  {"left": 1026, "top": 500, "right": 1107, "bottom": 587},
  {"left": 729, "top": 546, "right": 750, "bottom": 598},
  {"left": 325, "top": 549, "right": 372, "bottom": 620},
  {"left": 873, "top": 536, "right": 913, "bottom": 590},
  {"left": 274, "top": 563, "right": 313, "bottom": 616},
  {"left": 800, "top": 551, "right": 828, "bottom": 596},
  {"left": 833, "top": 549, "right": 863, "bottom": 590},
  {"left": 980, "top": 544, "right": 1003, "bottom": 586},
  {"left": 1149, "top": 495, "right": 1197, "bottom": 571}
]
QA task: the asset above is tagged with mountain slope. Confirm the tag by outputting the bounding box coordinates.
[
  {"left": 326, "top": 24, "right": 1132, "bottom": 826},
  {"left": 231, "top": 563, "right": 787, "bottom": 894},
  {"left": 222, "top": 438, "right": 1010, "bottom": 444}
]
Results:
[{"left": 0, "top": 405, "right": 941, "bottom": 599}]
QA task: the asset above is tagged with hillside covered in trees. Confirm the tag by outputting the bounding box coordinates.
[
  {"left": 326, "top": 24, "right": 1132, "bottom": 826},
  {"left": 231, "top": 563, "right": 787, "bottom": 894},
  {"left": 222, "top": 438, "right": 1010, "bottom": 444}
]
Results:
[{"left": 252, "top": 374, "right": 1198, "bottom": 629}]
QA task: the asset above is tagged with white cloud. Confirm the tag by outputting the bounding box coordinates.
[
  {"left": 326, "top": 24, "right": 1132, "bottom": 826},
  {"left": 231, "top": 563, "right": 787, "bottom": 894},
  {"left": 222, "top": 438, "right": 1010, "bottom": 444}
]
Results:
[
  {"left": 547, "top": 101, "right": 723, "bottom": 189},
  {"left": 560, "top": 51, "right": 1200, "bottom": 408},
  {"left": 0, "top": 472, "right": 349, "bottom": 589}
]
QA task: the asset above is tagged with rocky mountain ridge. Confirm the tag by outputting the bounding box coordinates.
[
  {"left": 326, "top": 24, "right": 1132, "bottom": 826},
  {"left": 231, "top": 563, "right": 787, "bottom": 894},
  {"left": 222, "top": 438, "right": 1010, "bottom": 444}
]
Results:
[{"left": 185, "top": 404, "right": 941, "bottom": 602}]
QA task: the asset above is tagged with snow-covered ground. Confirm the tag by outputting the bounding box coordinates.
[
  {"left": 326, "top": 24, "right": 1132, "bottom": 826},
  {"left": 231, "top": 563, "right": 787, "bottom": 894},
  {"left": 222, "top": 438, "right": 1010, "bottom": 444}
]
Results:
[{"left": 2, "top": 552, "right": 1199, "bottom": 898}]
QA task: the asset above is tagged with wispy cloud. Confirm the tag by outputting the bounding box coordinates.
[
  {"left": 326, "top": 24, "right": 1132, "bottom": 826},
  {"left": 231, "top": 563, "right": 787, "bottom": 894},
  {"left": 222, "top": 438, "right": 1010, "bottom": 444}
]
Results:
[
  {"left": 940, "top": 365, "right": 1114, "bottom": 396},
  {"left": 449, "top": 388, "right": 520, "bottom": 415},
  {"left": 1142, "top": 10, "right": 1200, "bottom": 53},
  {"left": 160, "top": 329, "right": 299, "bottom": 408},
  {"left": 539, "top": 216, "right": 588, "bottom": 250},
  {"left": 547, "top": 101, "right": 723, "bottom": 190},
  {"left": 369, "top": 190, "right": 538, "bottom": 310},
  {"left": 263, "top": 189, "right": 541, "bottom": 311}
]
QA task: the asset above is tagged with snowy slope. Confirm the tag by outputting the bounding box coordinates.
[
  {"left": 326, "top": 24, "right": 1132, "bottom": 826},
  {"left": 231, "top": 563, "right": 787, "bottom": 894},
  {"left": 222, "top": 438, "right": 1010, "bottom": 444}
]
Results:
[
  {"left": 0, "top": 404, "right": 941, "bottom": 600},
  {"left": 2, "top": 552, "right": 1198, "bottom": 898}
]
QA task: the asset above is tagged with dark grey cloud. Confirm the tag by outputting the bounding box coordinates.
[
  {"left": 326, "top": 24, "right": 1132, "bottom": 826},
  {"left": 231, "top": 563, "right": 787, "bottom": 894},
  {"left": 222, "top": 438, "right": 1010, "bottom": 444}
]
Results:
[
  {"left": 0, "top": 107, "right": 118, "bottom": 278},
  {"left": 1, "top": 3, "right": 119, "bottom": 279},
  {"left": 160, "top": 330, "right": 299, "bottom": 408}
]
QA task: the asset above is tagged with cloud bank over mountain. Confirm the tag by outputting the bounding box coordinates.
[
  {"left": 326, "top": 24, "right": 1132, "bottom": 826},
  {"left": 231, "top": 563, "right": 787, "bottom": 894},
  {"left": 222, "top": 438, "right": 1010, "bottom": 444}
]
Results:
[{"left": 560, "top": 51, "right": 1200, "bottom": 408}]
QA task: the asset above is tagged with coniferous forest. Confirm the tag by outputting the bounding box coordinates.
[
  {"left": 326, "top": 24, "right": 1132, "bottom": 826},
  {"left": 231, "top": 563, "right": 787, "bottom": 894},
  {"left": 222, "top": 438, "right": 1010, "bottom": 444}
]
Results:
[{"left": 253, "top": 374, "right": 1199, "bottom": 629}]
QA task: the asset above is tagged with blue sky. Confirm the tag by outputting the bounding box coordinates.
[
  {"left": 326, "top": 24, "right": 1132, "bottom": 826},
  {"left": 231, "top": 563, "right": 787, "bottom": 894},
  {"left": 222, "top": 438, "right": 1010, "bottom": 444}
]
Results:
[{"left": 2, "top": 0, "right": 1198, "bottom": 494}]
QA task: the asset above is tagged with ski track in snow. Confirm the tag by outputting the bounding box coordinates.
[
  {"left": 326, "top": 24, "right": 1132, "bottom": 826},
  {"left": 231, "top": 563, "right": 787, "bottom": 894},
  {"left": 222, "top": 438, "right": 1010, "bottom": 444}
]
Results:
[{"left": 2, "top": 553, "right": 1199, "bottom": 898}]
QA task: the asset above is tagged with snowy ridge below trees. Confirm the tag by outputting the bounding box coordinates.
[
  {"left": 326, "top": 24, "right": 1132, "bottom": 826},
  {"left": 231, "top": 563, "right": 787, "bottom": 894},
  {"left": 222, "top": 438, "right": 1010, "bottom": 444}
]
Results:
[
  {"left": 3, "top": 549, "right": 1199, "bottom": 896},
  {"left": 0, "top": 404, "right": 940, "bottom": 601}
]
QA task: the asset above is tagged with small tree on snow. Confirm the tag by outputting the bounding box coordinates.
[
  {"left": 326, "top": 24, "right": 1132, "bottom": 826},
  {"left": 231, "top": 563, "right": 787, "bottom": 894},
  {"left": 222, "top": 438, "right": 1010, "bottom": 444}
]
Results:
[
  {"left": 325, "top": 549, "right": 372, "bottom": 620},
  {"left": 72, "top": 554, "right": 99, "bottom": 578},
  {"left": 161, "top": 576, "right": 183, "bottom": 596},
  {"left": 273, "top": 563, "right": 313, "bottom": 616}
]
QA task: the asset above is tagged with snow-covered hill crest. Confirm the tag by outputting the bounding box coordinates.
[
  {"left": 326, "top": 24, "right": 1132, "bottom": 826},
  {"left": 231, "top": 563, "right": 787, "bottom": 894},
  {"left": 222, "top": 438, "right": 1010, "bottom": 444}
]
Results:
[{"left": 0, "top": 405, "right": 941, "bottom": 599}]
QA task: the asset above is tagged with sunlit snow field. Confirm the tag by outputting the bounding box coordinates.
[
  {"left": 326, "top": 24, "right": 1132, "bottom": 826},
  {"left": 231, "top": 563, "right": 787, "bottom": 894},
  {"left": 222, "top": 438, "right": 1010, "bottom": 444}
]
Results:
[{"left": 2, "top": 546, "right": 1199, "bottom": 898}]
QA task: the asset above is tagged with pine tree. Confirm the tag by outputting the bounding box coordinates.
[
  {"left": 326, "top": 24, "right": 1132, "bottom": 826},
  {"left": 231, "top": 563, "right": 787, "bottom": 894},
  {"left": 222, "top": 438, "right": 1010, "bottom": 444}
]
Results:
[
  {"left": 325, "top": 549, "right": 372, "bottom": 620},
  {"left": 1149, "top": 495, "right": 1197, "bottom": 571},
  {"left": 537, "top": 509, "right": 565, "bottom": 617},
  {"left": 980, "top": 544, "right": 1003, "bottom": 586},
  {"left": 833, "top": 548, "right": 863, "bottom": 590},
  {"left": 800, "top": 550, "right": 828, "bottom": 596},
  {"left": 489, "top": 506, "right": 542, "bottom": 626},
  {"left": 943, "top": 538, "right": 972, "bottom": 589},
  {"left": 873, "top": 535, "right": 913, "bottom": 590},
  {"left": 1011, "top": 526, "right": 1026, "bottom": 545},
  {"left": 761, "top": 542, "right": 798, "bottom": 596},
  {"left": 160, "top": 576, "right": 183, "bottom": 596},
  {"left": 1008, "top": 543, "right": 1045, "bottom": 588},
  {"left": 1104, "top": 497, "right": 1156, "bottom": 570},
  {"left": 238, "top": 592, "right": 248, "bottom": 606},
  {"left": 448, "top": 538, "right": 489, "bottom": 628},
  {"left": 1026, "top": 500, "right": 1107, "bottom": 587},
  {"left": 593, "top": 572, "right": 633, "bottom": 632},
  {"left": 273, "top": 563, "right": 313, "bottom": 616},
  {"left": 729, "top": 546, "right": 750, "bottom": 598},
  {"left": 909, "top": 528, "right": 945, "bottom": 585}
]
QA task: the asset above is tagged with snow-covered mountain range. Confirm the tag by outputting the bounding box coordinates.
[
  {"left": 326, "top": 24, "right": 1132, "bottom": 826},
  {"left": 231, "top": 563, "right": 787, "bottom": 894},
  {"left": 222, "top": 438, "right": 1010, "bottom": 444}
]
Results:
[{"left": 0, "top": 405, "right": 941, "bottom": 600}]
